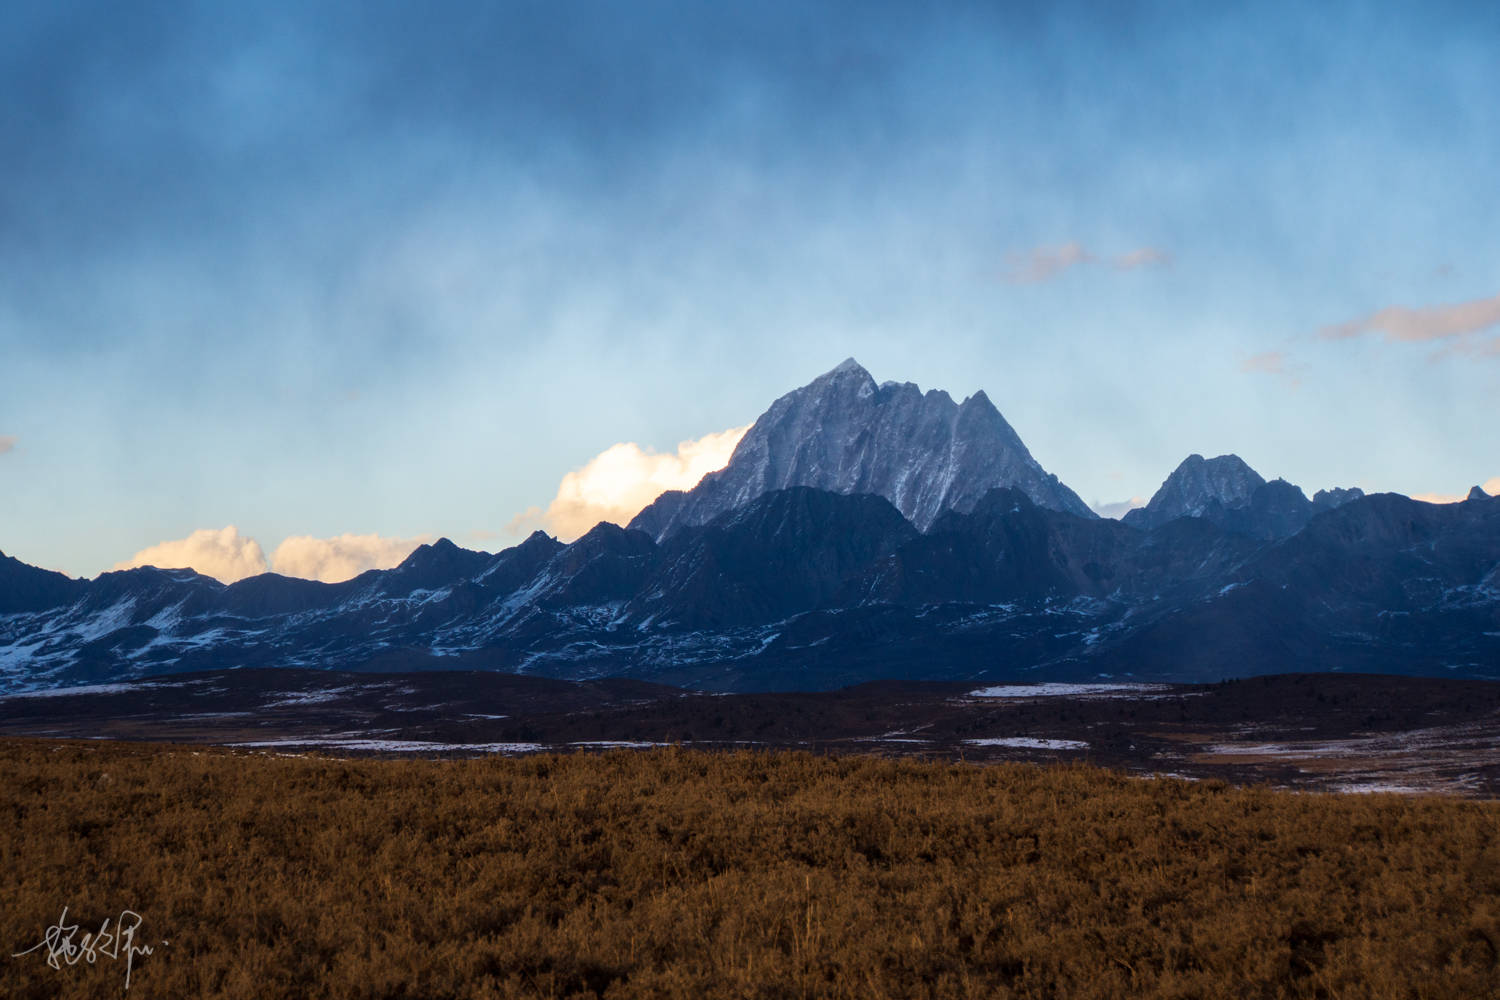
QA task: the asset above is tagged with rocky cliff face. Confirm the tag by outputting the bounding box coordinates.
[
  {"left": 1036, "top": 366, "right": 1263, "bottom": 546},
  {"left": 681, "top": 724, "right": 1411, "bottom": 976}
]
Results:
[{"left": 629, "top": 359, "right": 1093, "bottom": 541}]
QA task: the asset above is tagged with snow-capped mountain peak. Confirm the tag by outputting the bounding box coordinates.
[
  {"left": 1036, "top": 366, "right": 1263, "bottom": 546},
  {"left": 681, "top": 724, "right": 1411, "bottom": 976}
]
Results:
[{"left": 628, "top": 359, "right": 1094, "bottom": 540}]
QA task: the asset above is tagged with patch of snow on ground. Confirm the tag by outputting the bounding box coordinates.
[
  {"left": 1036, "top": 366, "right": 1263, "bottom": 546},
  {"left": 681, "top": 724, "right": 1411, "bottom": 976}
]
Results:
[
  {"left": 232, "top": 738, "right": 545, "bottom": 753},
  {"left": 0, "top": 682, "right": 155, "bottom": 699},
  {"left": 263, "top": 687, "right": 355, "bottom": 707},
  {"left": 1329, "top": 783, "right": 1430, "bottom": 795},
  {"left": 569, "top": 740, "right": 672, "bottom": 749},
  {"left": 969, "top": 683, "right": 1170, "bottom": 699},
  {"left": 965, "top": 737, "right": 1089, "bottom": 750}
]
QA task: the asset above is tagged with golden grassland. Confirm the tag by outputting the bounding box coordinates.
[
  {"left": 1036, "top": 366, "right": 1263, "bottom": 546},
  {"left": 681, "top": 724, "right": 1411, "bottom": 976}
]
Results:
[{"left": 2, "top": 739, "right": 1498, "bottom": 999}]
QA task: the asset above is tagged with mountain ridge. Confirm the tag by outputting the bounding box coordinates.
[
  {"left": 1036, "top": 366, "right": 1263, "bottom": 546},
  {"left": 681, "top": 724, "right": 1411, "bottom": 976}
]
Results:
[
  {"left": 3, "top": 361, "right": 1496, "bottom": 693},
  {"left": 2, "top": 484, "right": 1496, "bottom": 693}
]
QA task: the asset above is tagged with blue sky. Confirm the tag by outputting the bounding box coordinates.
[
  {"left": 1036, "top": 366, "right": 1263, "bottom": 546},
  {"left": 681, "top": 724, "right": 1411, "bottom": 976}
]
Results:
[{"left": 3, "top": 0, "right": 1498, "bottom": 579}]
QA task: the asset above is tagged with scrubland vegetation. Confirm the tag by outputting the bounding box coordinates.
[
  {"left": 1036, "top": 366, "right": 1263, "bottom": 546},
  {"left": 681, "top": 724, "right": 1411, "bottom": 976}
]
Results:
[{"left": 2, "top": 739, "right": 1498, "bottom": 999}]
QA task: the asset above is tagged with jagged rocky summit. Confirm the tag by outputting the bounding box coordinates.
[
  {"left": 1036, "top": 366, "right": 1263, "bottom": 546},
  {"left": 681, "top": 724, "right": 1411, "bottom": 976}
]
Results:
[
  {"left": 1314, "top": 487, "right": 1367, "bottom": 509},
  {"left": 630, "top": 358, "right": 1093, "bottom": 541},
  {"left": 1124, "top": 453, "right": 1367, "bottom": 540}
]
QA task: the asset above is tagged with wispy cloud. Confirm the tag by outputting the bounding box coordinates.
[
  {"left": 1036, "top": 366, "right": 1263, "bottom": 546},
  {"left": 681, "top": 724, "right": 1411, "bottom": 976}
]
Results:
[
  {"left": 1239, "top": 351, "right": 1288, "bottom": 375},
  {"left": 114, "top": 526, "right": 269, "bottom": 583},
  {"left": 510, "top": 425, "right": 750, "bottom": 541},
  {"left": 1238, "top": 350, "right": 1303, "bottom": 388},
  {"left": 0, "top": 435, "right": 14, "bottom": 456},
  {"left": 1111, "top": 247, "right": 1172, "bottom": 271},
  {"left": 1321, "top": 293, "right": 1500, "bottom": 357},
  {"left": 1002, "top": 243, "right": 1170, "bottom": 284},
  {"left": 1001, "top": 243, "right": 1092, "bottom": 284},
  {"left": 270, "top": 533, "right": 431, "bottom": 583}
]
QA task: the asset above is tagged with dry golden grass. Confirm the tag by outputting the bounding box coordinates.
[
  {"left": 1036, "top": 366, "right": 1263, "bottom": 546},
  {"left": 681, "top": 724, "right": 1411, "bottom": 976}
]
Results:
[{"left": 2, "top": 738, "right": 1497, "bottom": 999}]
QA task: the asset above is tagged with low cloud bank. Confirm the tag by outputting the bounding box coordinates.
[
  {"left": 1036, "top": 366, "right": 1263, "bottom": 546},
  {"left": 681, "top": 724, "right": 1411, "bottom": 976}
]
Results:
[
  {"left": 270, "top": 533, "right": 429, "bottom": 583},
  {"left": 114, "top": 528, "right": 430, "bottom": 584},
  {"left": 113, "top": 526, "right": 269, "bottom": 584}
]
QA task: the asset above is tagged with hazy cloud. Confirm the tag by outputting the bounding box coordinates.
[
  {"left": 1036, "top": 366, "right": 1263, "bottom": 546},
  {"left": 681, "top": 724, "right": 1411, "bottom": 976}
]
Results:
[
  {"left": 1431, "top": 333, "right": 1500, "bottom": 361},
  {"left": 512, "top": 425, "right": 750, "bottom": 541},
  {"left": 269, "top": 533, "right": 430, "bottom": 583},
  {"left": 1412, "top": 476, "right": 1500, "bottom": 504},
  {"left": 1002, "top": 243, "right": 1092, "bottom": 284},
  {"left": 0, "top": 435, "right": 15, "bottom": 456},
  {"left": 1238, "top": 350, "right": 1304, "bottom": 387},
  {"left": 113, "top": 526, "right": 269, "bottom": 583},
  {"left": 1239, "top": 351, "right": 1288, "bottom": 375},
  {"left": 1111, "top": 247, "right": 1172, "bottom": 271},
  {"left": 1091, "top": 497, "right": 1147, "bottom": 519},
  {"left": 1321, "top": 293, "right": 1500, "bottom": 355}
]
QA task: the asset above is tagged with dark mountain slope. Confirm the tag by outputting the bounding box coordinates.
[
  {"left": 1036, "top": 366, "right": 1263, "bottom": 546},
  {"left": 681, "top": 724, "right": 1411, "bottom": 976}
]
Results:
[
  {"left": 0, "top": 550, "right": 87, "bottom": 613},
  {"left": 631, "top": 487, "right": 920, "bottom": 628}
]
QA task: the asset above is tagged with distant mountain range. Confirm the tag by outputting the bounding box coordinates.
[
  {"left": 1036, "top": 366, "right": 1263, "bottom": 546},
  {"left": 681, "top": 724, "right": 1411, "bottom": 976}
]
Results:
[{"left": 2, "top": 360, "right": 1497, "bottom": 693}]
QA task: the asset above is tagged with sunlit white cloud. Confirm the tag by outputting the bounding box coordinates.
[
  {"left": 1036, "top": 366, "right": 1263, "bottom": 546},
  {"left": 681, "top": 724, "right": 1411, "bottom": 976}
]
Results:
[
  {"left": 269, "top": 532, "right": 431, "bottom": 583},
  {"left": 1092, "top": 497, "right": 1147, "bottom": 519},
  {"left": 113, "top": 526, "right": 269, "bottom": 583},
  {"left": 1412, "top": 476, "right": 1500, "bottom": 504},
  {"left": 0, "top": 435, "right": 15, "bottom": 456},
  {"left": 511, "top": 425, "right": 750, "bottom": 541},
  {"left": 112, "top": 526, "right": 432, "bottom": 584},
  {"left": 1321, "top": 293, "right": 1500, "bottom": 357}
]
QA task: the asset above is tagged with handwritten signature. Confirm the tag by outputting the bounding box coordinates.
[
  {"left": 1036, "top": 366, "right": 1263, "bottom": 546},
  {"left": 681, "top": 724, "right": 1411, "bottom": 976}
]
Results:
[{"left": 12, "top": 906, "right": 164, "bottom": 991}]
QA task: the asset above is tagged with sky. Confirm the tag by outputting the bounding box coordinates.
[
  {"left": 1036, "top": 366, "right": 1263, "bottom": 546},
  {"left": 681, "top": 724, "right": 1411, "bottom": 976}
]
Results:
[{"left": 2, "top": 0, "right": 1498, "bottom": 582}]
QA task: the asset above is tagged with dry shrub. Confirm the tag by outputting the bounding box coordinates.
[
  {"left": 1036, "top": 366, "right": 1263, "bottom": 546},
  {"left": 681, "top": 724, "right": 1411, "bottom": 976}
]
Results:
[{"left": 1, "top": 739, "right": 1497, "bottom": 999}]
